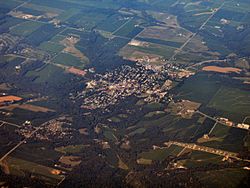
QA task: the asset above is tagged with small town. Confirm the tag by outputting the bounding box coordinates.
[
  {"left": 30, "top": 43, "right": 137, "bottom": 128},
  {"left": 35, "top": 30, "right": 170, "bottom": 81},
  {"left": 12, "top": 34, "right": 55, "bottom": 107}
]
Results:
[{"left": 80, "top": 64, "right": 193, "bottom": 110}]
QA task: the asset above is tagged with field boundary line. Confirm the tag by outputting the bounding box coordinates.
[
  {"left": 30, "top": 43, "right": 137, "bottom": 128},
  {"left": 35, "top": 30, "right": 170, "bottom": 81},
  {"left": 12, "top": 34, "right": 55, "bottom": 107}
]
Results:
[
  {"left": 0, "top": 120, "right": 21, "bottom": 128},
  {"left": 168, "top": 2, "right": 225, "bottom": 62}
]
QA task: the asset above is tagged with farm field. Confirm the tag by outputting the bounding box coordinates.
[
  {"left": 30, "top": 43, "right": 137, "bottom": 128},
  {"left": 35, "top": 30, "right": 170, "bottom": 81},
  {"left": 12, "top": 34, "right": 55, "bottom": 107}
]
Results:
[{"left": 207, "top": 86, "right": 250, "bottom": 121}]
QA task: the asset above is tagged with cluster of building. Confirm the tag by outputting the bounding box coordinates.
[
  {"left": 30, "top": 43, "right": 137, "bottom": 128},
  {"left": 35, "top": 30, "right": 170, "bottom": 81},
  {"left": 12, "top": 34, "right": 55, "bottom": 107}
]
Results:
[
  {"left": 218, "top": 117, "right": 250, "bottom": 130},
  {"left": 17, "top": 118, "right": 74, "bottom": 141},
  {"left": 16, "top": 121, "right": 36, "bottom": 138},
  {"left": 80, "top": 64, "right": 172, "bottom": 110}
]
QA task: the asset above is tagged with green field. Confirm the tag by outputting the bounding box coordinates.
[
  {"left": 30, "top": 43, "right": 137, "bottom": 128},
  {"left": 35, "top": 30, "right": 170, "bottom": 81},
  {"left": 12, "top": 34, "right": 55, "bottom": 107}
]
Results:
[
  {"left": 103, "top": 130, "right": 117, "bottom": 141},
  {"left": 202, "top": 123, "right": 248, "bottom": 152},
  {"left": 128, "top": 128, "right": 146, "bottom": 137},
  {"left": 208, "top": 86, "right": 250, "bottom": 120},
  {"left": 0, "top": 0, "right": 22, "bottom": 9},
  {"left": 25, "top": 64, "right": 70, "bottom": 83},
  {"left": 114, "top": 18, "right": 143, "bottom": 38},
  {"left": 173, "top": 73, "right": 222, "bottom": 104},
  {"left": 180, "top": 150, "right": 224, "bottom": 168},
  {"left": 38, "top": 41, "right": 64, "bottom": 54},
  {"left": 10, "top": 142, "right": 62, "bottom": 167},
  {"left": 139, "top": 145, "right": 183, "bottom": 161},
  {"left": 124, "top": 42, "right": 176, "bottom": 59},
  {"left": 195, "top": 168, "right": 249, "bottom": 188},
  {"left": 55, "top": 144, "right": 87, "bottom": 154},
  {"left": 53, "top": 52, "right": 85, "bottom": 68},
  {"left": 57, "top": 8, "right": 81, "bottom": 22},
  {"left": 10, "top": 21, "right": 44, "bottom": 37},
  {"left": 5, "top": 156, "right": 64, "bottom": 185}
]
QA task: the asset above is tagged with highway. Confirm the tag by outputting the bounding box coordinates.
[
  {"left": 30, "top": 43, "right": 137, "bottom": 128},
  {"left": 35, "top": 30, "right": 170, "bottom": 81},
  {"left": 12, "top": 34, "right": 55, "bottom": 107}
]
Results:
[
  {"left": 165, "top": 141, "right": 250, "bottom": 162},
  {"left": 0, "top": 127, "right": 40, "bottom": 163},
  {"left": 196, "top": 110, "right": 250, "bottom": 132}
]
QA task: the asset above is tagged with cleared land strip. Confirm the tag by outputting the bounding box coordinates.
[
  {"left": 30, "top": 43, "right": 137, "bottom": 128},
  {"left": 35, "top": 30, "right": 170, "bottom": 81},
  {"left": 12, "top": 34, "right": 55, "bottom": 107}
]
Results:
[
  {"left": 165, "top": 141, "right": 250, "bottom": 162},
  {"left": 168, "top": 2, "right": 225, "bottom": 62},
  {"left": 0, "top": 120, "right": 21, "bottom": 128},
  {"left": 0, "top": 127, "right": 40, "bottom": 162},
  {"left": 112, "top": 17, "right": 133, "bottom": 35}
]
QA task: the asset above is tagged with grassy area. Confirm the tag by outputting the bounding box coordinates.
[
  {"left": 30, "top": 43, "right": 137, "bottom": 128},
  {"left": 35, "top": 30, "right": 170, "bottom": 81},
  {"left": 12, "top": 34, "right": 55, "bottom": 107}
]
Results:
[
  {"left": 10, "top": 21, "right": 44, "bottom": 37},
  {"left": 114, "top": 18, "right": 143, "bottom": 38},
  {"left": 5, "top": 156, "right": 64, "bottom": 185},
  {"left": 96, "top": 14, "right": 128, "bottom": 32},
  {"left": 195, "top": 168, "right": 249, "bottom": 188},
  {"left": 208, "top": 86, "right": 250, "bottom": 121},
  {"left": 103, "top": 130, "right": 117, "bottom": 141},
  {"left": 25, "top": 64, "right": 69, "bottom": 84},
  {"left": 53, "top": 52, "right": 85, "bottom": 68},
  {"left": 201, "top": 123, "right": 248, "bottom": 152},
  {"left": 10, "top": 142, "right": 61, "bottom": 167},
  {"left": 108, "top": 116, "right": 121, "bottom": 123},
  {"left": 38, "top": 41, "right": 64, "bottom": 54},
  {"left": 55, "top": 144, "right": 87, "bottom": 154},
  {"left": 145, "top": 102, "right": 164, "bottom": 110},
  {"left": 139, "top": 26, "right": 192, "bottom": 44},
  {"left": 57, "top": 8, "right": 81, "bottom": 22},
  {"left": 0, "top": 0, "right": 22, "bottom": 10},
  {"left": 139, "top": 145, "right": 183, "bottom": 161},
  {"left": 125, "top": 41, "right": 176, "bottom": 59},
  {"left": 50, "top": 35, "right": 65, "bottom": 43},
  {"left": 179, "top": 150, "right": 224, "bottom": 168},
  {"left": 128, "top": 128, "right": 146, "bottom": 137},
  {"left": 172, "top": 73, "right": 222, "bottom": 104},
  {"left": 144, "top": 111, "right": 165, "bottom": 118}
]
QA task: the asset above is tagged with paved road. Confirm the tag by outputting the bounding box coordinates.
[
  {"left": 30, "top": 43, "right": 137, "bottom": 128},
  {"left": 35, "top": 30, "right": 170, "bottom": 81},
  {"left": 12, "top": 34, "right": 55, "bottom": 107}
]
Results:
[
  {"left": 165, "top": 141, "right": 250, "bottom": 163},
  {"left": 0, "top": 127, "right": 40, "bottom": 162},
  {"left": 0, "top": 122, "right": 5, "bottom": 128},
  {"left": 196, "top": 110, "right": 250, "bottom": 132},
  {"left": 243, "top": 116, "right": 250, "bottom": 124},
  {"left": 0, "top": 120, "right": 21, "bottom": 128}
]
